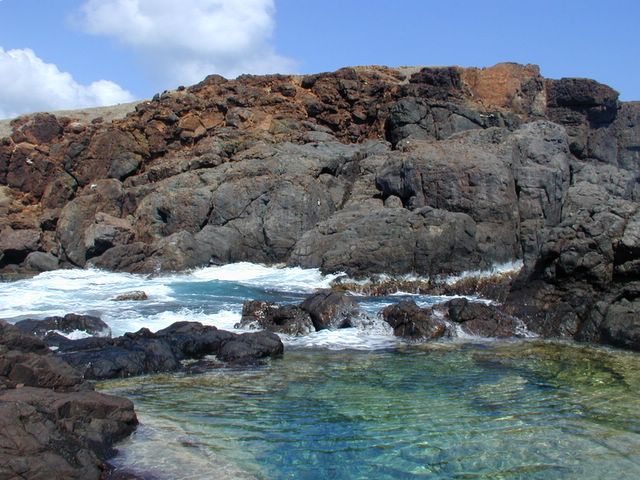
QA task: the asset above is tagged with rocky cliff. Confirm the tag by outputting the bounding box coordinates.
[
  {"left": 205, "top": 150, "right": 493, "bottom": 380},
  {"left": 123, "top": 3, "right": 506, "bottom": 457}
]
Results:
[{"left": 0, "top": 63, "right": 638, "bottom": 349}]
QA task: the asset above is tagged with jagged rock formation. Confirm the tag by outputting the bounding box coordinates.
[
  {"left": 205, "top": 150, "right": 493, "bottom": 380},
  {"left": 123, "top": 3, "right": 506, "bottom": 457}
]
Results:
[
  {"left": 0, "top": 63, "right": 638, "bottom": 349},
  {"left": 0, "top": 320, "right": 137, "bottom": 479}
]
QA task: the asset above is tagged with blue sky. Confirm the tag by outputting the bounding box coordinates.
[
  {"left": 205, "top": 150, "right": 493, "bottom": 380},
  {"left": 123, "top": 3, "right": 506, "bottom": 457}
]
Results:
[{"left": 0, "top": 0, "right": 638, "bottom": 118}]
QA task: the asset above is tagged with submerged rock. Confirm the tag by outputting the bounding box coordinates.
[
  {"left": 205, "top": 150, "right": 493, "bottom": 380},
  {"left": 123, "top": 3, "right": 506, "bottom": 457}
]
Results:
[{"left": 381, "top": 300, "right": 447, "bottom": 340}]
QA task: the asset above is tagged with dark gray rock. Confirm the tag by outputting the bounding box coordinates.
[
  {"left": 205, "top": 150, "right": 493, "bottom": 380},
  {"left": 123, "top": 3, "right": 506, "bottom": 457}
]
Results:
[
  {"left": 0, "top": 319, "right": 137, "bottom": 480},
  {"left": 56, "top": 180, "right": 126, "bottom": 266},
  {"left": 236, "top": 300, "right": 315, "bottom": 336},
  {"left": 217, "top": 331, "right": 284, "bottom": 363},
  {"left": 300, "top": 290, "right": 361, "bottom": 330},
  {"left": 15, "top": 313, "right": 111, "bottom": 339},
  {"left": 599, "top": 297, "right": 640, "bottom": 350},
  {"left": 381, "top": 300, "right": 447, "bottom": 340},
  {"left": 155, "top": 321, "right": 236, "bottom": 359},
  {"left": 58, "top": 321, "right": 284, "bottom": 379},
  {"left": 446, "top": 298, "right": 522, "bottom": 338},
  {"left": 290, "top": 206, "right": 481, "bottom": 276},
  {"left": 23, "top": 251, "right": 59, "bottom": 272}
]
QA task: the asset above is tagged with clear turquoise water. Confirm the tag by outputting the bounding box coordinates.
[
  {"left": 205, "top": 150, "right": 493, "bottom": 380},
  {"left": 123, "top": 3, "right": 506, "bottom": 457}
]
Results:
[
  {"left": 4, "top": 264, "right": 640, "bottom": 478},
  {"left": 102, "top": 341, "right": 640, "bottom": 480}
]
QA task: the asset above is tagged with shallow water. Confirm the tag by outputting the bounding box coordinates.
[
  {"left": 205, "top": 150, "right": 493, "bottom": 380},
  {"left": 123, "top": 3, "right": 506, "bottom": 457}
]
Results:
[
  {"left": 3, "top": 263, "right": 640, "bottom": 478},
  {"left": 100, "top": 341, "right": 640, "bottom": 480}
]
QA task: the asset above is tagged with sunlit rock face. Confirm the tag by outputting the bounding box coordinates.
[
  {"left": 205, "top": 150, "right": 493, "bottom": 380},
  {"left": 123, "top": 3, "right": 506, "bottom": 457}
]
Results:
[{"left": 0, "top": 63, "right": 639, "bottom": 350}]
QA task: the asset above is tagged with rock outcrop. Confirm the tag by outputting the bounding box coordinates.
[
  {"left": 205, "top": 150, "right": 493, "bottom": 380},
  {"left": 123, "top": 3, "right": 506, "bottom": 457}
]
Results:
[
  {"left": 52, "top": 321, "right": 283, "bottom": 379},
  {"left": 1, "top": 63, "right": 638, "bottom": 350},
  {"left": 0, "top": 320, "right": 137, "bottom": 480}
]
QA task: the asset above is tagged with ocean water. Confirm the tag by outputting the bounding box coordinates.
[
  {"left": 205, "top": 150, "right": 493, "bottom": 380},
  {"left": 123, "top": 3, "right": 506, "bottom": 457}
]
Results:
[
  {"left": 0, "top": 262, "right": 483, "bottom": 349},
  {"left": 2, "top": 263, "right": 640, "bottom": 479}
]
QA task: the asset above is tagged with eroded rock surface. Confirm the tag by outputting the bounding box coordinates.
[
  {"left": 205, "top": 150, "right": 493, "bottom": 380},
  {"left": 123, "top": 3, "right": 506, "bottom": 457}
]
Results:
[
  {"left": 1, "top": 63, "right": 638, "bottom": 350},
  {"left": 55, "top": 321, "right": 283, "bottom": 379},
  {"left": 236, "top": 300, "right": 314, "bottom": 336},
  {"left": 381, "top": 300, "right": 447, "bottom": 340},
  {"left": 0, "top": 320, "right": 137, "bottom": 480}
]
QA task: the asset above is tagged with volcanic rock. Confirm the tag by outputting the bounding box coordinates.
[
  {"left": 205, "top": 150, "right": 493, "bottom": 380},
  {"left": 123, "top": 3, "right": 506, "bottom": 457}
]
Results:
[
  {"left": 300, "top": 290, "right": 361, "bottom": 330},
  {"left": 445, "top": 298, "right": 522, "bottom": 338},
  {"left": 0, "top": 320, "right": 137, "bottom": 480},
  {"left": 15, "top": 313, "right": 112, "bottom": 339},
  {"left": 1, "top": 63, "right": 639, "bottom": 351},
  {"left": 112, "top": 290, "right": 148, "bottom": 301},
  {"left": 381, "top": 300, "right": 447, "bottom": 340},
  {"left": 58, "top": 321, "right": 284, "bottom": 379},
  {"left": 237, "top": 300, "right": 315, "bottom": 336}
]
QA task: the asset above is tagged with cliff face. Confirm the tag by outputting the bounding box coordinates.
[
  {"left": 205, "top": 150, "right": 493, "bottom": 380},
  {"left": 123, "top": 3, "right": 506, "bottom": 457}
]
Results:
[{"left": 0, "top": 63, "right": 639, "bottom": 349}]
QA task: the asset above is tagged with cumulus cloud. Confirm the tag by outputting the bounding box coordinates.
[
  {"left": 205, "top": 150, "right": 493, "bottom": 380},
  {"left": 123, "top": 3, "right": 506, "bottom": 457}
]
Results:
[
  {"left": 0, "top": 47, "right": 135, "bottom": 119},
  {"left": 77, "top": 0, "right": 295, "bottom": 87}
]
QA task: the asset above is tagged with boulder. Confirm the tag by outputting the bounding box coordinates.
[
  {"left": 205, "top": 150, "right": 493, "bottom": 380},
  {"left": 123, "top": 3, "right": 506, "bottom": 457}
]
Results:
[
  {"left": 0, "top": 319, "right": 49, "bottom": 354},
  {"left": 58, "top": 321, "right": 284, "bottom": 379},
  {"left": 0, "top": 227, "right": 41, "bottom": 267},
  {"left": 61, "top": 328, "right": 180, "bottom": 379},
  {"left": 236, "top": 300, "right": 315, "bottom": 336},
  {"left": 217, "top": 331, "right": 284, "bottom": 363},
  {"left": 10, "top": 113, "right": 62, "bottom": 144},
  {"left": 300, "top": 290, "right": 361, "bottom": 330},
  {"left": 599, "top": 298, "right": 640, "bottom": 350},
  {"left": 23, "top": 251, "right": 59, "bottom": 272},
  {"left": 15, "top": 314, "right": 111, "bottom": 339},
  {"left": 381, "top": 301, "right": 447, "bottom": 340},
  {"left": 155, "top": 321, "right": 236, "bottom": 359},
  {"left": 446, "top": 298, "right": 521, "bottom": 338},
  {"left": 0, "top": 388, "right": 137, "bottom": 480},
  {"left": 112, "top": 290, "right": 148, "bottom": 301}
]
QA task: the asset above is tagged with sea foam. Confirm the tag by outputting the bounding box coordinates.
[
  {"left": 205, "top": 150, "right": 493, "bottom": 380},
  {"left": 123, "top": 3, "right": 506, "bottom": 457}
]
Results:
[{"left": 0, "top": 262, "right": 520, "bottom": 347}]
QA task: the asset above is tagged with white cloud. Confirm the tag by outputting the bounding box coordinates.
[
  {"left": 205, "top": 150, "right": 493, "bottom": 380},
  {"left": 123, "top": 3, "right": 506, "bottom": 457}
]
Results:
[
  {"left": 0, "top": 47, "right": 135, "bottom": 119},
  {"left": 77, "top": 0, "right": 296, "bottom": 87}
]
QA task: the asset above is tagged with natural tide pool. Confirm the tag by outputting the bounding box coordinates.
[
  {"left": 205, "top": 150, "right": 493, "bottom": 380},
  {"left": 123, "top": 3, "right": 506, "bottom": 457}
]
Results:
[{"left": 101, "top": 340, "right": 640, "bottom": 480}]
